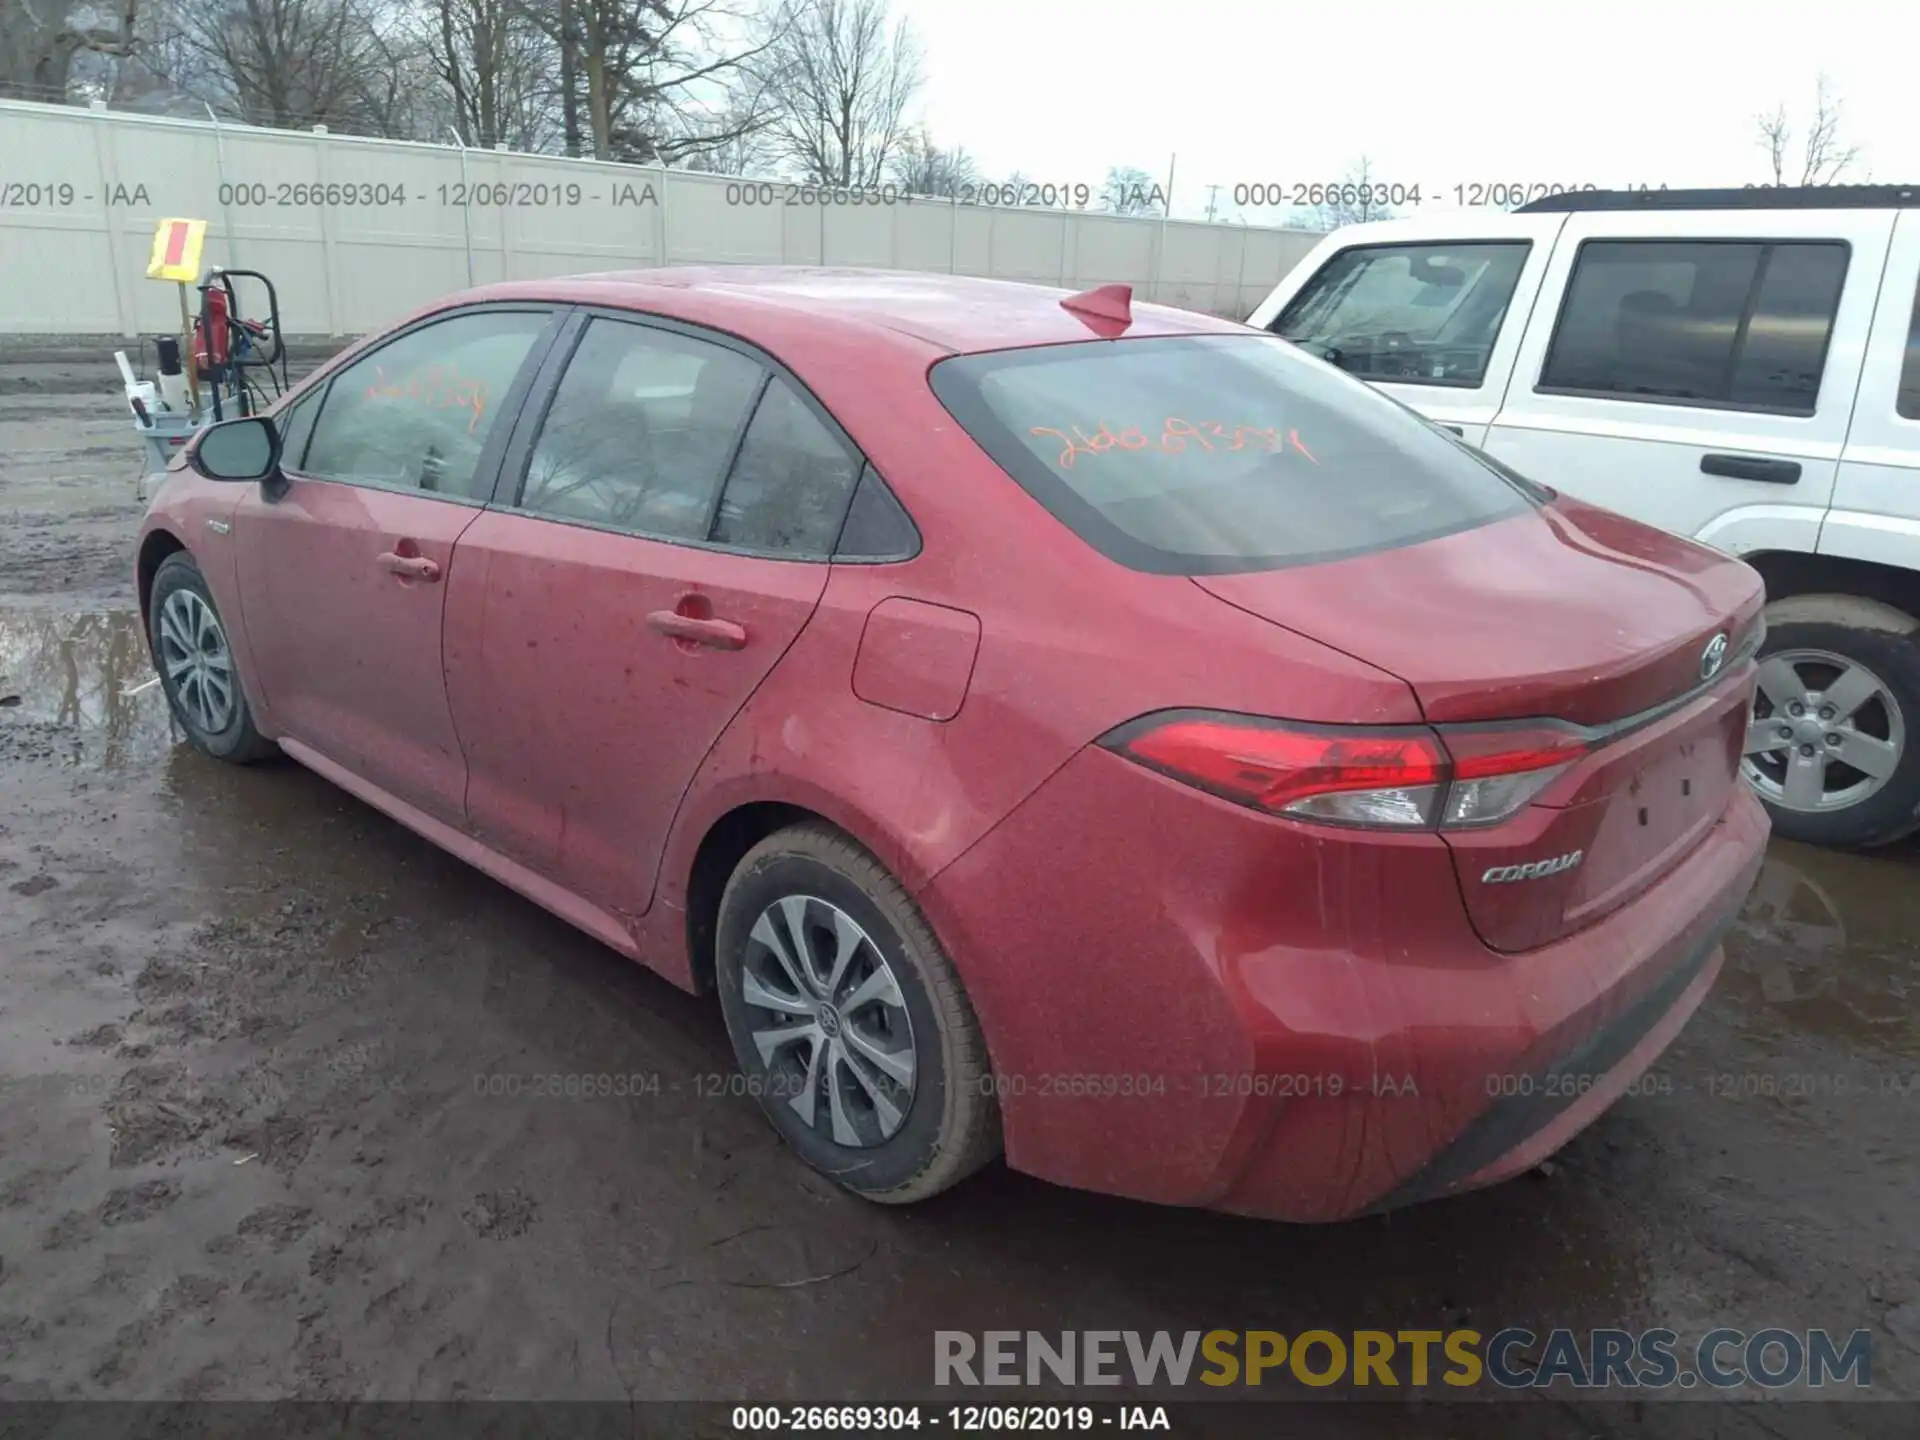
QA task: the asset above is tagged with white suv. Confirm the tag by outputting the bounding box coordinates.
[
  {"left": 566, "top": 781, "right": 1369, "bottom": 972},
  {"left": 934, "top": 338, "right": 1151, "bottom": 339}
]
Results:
[{"left": 1250, "top": 186, "right": 1920, "bottom": 850}]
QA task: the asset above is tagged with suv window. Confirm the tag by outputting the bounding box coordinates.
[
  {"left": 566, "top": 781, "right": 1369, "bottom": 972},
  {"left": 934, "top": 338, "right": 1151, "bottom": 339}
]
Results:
[
  {"left": 519, "top": 318, "right": 765, "bottom": 540},
  {"left": 1271, "top": 242, "right": 1529, "bottom": 387},
  {"left": 929, "top": 334, "right": 1535, "bottom": 576},
  {"left": 300, "top": 310, "right": 547, "bottom": 497},
  {"left": 1539, "top": 239, "right": 1849, "bottom": 415},
  {"left": 711, "top": 377, "right": 863, "bottom": 555},
  {"left": 1899, "top": 274, "right": 1920, "bottom": 420}
]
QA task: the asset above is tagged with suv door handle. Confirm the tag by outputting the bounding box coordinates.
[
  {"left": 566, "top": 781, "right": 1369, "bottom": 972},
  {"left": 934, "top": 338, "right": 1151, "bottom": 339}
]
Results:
[
  {"left": 377, "top": 551, "right": 442, "bottom": 582},
  {"left": 1700, "top": 454, "right": 1801, "bottom": 485},
  {"left": 647, "top": 610, "right": 747, "bottom": 650}
]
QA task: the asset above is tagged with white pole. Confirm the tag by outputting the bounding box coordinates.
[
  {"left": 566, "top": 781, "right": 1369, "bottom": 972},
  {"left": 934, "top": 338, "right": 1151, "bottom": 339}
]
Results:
[
  {"left": 1152, "top": 152, "right": 1176, "bottom": 302},
  {"left": 449, "top": 127, "right": 475, "bottom": 287}
]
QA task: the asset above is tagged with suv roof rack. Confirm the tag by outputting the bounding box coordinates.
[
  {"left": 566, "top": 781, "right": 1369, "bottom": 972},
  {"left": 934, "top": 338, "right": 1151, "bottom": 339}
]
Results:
[{"left": 1515, "top": 185, "right": 1920, "bottom": 214}]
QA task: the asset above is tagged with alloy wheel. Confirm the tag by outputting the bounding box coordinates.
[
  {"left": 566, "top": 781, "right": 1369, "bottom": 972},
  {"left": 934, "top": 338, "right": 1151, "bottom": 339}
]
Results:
[
  {"left": 156, "top": 589, "right": 238, "bottom": 735},
  {"left": 738, "top": 894, "right": 918, "bottom": 1147},
  {"left": 1743, "top": 648, "right": 1905, "bottom": 813}
]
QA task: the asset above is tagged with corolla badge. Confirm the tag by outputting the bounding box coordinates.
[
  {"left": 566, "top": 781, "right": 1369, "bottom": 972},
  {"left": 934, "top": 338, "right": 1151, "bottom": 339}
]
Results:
[
  {"left": 1482, "top": 850, "right": 1584, "bottom": 884},
  {"left": 1701, "top": 632, "right": 1729, "bottom": 680}
]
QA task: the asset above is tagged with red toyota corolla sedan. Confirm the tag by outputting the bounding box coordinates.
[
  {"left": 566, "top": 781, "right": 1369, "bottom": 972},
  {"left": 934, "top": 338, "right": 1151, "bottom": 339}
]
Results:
[{"left": 137, "top": 267, "right": 1767, "bottom": 1221}]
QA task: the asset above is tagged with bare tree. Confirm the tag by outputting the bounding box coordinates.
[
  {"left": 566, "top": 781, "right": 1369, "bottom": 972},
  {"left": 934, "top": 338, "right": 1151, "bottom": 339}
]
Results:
[
  {"left": 888, "top": 124, "right": 975, "bottom": 197},
  {"left": 670, "top": 101, "right": 774, "bottom": 172},
  {"left": 1757, "top": 73, "right": 1863, "bottom": 186},
  {"left": 1, "top": 0, "right": 140, "bottom": 102},
  {"left": 753, "top": 0, "right": 920, "bottom": 187},
  {"left": 1302, "top": 155, "right": 1397, "bottom": 230},
  {"left": 520, "top": 0, "right": 774, "bottom": 163},
  {"left": 1099, "top": 164, "right": 1160, "bottom": 217},
  {"left": 147, "top": 0, "right": 402, "bottom": 129},
  {"left": 345, "top": 0, "right": 452, "bottom": 138},
  {"left": 420, "top": 0, "right": 550, "bottom": 146}
]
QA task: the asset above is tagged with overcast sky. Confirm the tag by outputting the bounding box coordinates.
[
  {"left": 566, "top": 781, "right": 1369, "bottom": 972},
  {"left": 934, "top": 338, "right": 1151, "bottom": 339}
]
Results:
[{"left": 888, "top": 0, "right": 1916, "bottom": 223}]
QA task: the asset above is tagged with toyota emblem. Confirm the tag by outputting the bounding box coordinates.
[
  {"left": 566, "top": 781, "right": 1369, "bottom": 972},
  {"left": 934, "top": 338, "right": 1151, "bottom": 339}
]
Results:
[{"left": 1701, "top": 633, "right": 1729, "bottom": 680}]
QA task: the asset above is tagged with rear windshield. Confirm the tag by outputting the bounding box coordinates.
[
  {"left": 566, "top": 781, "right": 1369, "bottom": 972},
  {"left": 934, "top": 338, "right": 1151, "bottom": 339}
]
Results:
[{"left": 929, "top": 333, "right": 1537, "bottom": 575}]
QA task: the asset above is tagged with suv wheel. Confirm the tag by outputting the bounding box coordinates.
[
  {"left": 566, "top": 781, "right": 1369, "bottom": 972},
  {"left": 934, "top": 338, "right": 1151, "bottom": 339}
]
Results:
[
  {"left": 714, "top": 823, "right": 1001, "bottom": 1202},
  {"left": 1743, "top": 616, "right": 1920, "bottom": 848}
]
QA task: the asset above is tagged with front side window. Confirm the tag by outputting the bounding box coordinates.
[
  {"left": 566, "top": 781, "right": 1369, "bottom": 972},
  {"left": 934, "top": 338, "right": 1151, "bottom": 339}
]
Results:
[
  {"left": 1271, "top": 242, "right": 1530, "bottom": 387},
  {"left": 275, "top": 383, "right": 326, "bottom": 471},
  {"left": 1539, "top": 239, "right": 1849, "bottom": 415},
  {"left": 519, "top": 318, "right": 766, "bottom": 540},
  {"left": 299, "top": 310, "right": 548, "bottom": 497},
  {"left": 930, "top": 333, "right": 1536, "bottom": 576}
]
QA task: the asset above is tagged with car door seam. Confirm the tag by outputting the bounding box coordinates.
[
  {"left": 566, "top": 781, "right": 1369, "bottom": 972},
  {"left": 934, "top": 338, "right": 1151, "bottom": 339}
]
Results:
[
  {"left": 641, "top": 565, "right": 839, "bottom": 914},
  {"left": 1486, "top": 214, "right": 1570, "bottom": 422},
  {"left": 1821, "top": 215, "right": 1906, "bottom": 555}
]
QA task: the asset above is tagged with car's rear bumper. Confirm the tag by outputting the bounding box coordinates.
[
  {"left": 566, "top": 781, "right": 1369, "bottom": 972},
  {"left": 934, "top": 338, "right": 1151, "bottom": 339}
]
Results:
[{"left": 918, "top": 746, "right": 1768, "bottom": 1222}]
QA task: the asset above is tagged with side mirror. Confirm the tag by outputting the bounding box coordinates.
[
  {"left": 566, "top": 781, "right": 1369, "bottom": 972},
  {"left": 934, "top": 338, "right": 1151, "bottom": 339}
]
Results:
[{"left": 189, "top": 415, "right": 281, "bottom": 483}]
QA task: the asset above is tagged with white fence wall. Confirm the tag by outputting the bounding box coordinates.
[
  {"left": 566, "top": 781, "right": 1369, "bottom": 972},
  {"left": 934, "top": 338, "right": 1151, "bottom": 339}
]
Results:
[{"left": 0, "top": 99, "right": 1322, "bottom": 339}]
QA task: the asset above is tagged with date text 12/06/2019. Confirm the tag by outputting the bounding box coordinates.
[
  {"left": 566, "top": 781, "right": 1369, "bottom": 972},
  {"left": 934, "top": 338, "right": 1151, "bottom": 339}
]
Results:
[
  {"left": 206, "top": 181, "right": 660, "bottom": 208},
  {"left": 729, "top": 1406, "right": 1170, "bottom": 1432},
  {"left": 1229, "top": 182, "right": 1686, "bottom": 209}
]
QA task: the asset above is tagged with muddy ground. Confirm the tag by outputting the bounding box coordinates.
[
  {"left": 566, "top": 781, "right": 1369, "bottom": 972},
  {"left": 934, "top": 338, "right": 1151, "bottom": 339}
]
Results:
[{"left": 1, "top": 340, "right": 1917, "bottom": 1433}]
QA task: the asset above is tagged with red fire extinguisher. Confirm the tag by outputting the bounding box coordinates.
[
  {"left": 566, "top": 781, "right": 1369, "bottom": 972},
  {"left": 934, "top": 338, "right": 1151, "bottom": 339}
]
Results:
[{"left": 194, "top": 284, "right": 231, "bottom": 378}]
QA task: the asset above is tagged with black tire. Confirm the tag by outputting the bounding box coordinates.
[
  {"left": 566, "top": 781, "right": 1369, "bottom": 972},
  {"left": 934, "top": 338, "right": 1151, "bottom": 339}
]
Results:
[
  {"left": 1747, "top": 619, "right": 1920, "bottom": 849},
  {"left": 715, "top": 823, "right": 1000, "bottom": 1202},
  {"left": 148, "top": 551, "right": 277, "bottom": 764}
]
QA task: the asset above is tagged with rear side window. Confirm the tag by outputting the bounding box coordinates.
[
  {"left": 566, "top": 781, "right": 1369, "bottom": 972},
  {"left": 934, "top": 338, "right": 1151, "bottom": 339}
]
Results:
[
  {"left": 834, "top": 465, "right": 921, "bottom": 561},
  {"left": 1539, "top": 239, "right": 1849, "bottom": 415},
  {"left": 1271, "top": 242, "right": 1529, "bottom": 387},
  {"left": 711, "top": 377, "right": 863, "bottom": 556},
  {"left": 1898, "top": 275, "right": 1920, "bottom": 420},
  {"left": 929, "top": 334, "right": 1535, "bottom": 576},
  {"left": 519, "top": 318, "right": 766, "bottom": 540}
]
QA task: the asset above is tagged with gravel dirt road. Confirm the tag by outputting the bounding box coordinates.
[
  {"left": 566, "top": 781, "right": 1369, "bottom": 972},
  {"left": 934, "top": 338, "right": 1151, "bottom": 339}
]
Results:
[{"left": 1, "top": 341, "right": 1916, "bottom": 1434}]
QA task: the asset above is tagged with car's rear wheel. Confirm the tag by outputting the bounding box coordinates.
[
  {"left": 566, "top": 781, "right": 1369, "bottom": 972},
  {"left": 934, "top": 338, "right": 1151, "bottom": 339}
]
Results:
[
  {"left": 1743, "top": 618, "right": 1920, "bottom": 848},
  {"left": 148, "top": 551, "right": 276, "bottom": 764},
  {"left": 714, "top": 823, "right": 1000, "bottom": 1202}
]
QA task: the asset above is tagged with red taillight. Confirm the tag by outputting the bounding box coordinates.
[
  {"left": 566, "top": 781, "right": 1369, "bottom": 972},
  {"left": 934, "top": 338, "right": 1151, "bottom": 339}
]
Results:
[{"left": 1104, "top": 711, "right": 1590, "bottom": 830}]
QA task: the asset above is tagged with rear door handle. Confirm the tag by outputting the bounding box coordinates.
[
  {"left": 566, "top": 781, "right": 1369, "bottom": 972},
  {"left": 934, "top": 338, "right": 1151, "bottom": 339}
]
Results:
[
  {"left": 1700, "top": 453, "right": 1801, "bottom": 485},
  {"left": 377, "top": 551, "right": 442, "bottom": 582},
  {"left": 647, "top": 610, "right": 747, "bottom": 650}
]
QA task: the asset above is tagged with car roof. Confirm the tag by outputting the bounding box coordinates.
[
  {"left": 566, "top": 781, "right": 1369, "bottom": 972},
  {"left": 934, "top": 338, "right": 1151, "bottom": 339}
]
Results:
[{"left": 453, "top": 266, "right": 1252, "bottom": 360}]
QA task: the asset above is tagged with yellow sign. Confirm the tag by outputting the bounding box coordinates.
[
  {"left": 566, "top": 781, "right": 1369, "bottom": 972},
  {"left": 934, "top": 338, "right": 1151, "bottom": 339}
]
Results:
[{"left": 145, "top": 217, "right": 207, "bottom": 283}]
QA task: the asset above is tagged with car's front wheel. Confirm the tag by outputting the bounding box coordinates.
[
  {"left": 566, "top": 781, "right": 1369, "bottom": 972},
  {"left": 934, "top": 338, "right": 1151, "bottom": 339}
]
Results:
[
  {"left": 714, "top": 823, "right": 1000, "bottom": 1202},
  {"left": 1743, "top": 612, "right": 1920, "bottom": 848},
  {"left": 148, "top": 551, "right": 277, "bottom": 764}
]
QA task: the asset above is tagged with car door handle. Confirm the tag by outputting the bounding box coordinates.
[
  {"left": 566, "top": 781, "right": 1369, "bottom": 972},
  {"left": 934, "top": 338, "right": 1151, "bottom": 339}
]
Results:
[
  {"left": 1700, "top": 453, "right": 1801, "bottom": 485},
  {"left": 647, "top": 610, "right": 747, "bottom": 650},
  {"left": 377, "top": 551, "right": 442, "bottom": 582}
]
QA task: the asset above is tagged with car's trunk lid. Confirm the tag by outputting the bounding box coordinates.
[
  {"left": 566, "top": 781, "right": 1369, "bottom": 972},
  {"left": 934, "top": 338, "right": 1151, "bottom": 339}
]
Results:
[{"left": 1193, "top": 496, "right": 1764, "bottom": 950}]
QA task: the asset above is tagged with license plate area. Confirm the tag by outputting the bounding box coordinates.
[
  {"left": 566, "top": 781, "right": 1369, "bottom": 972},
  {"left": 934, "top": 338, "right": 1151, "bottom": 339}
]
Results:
[{"left": 1557, "top": 698, "right": 1745, "bottom": 926}]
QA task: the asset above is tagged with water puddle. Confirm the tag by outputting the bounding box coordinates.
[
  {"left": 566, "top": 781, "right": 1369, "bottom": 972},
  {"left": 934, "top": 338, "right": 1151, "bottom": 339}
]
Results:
[
  {"left": 0, "top": 605, "right": 179, "bottom": 770},
  {"left": 1725, "top": 839, "right": 1918, "bottom": 1060}
]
